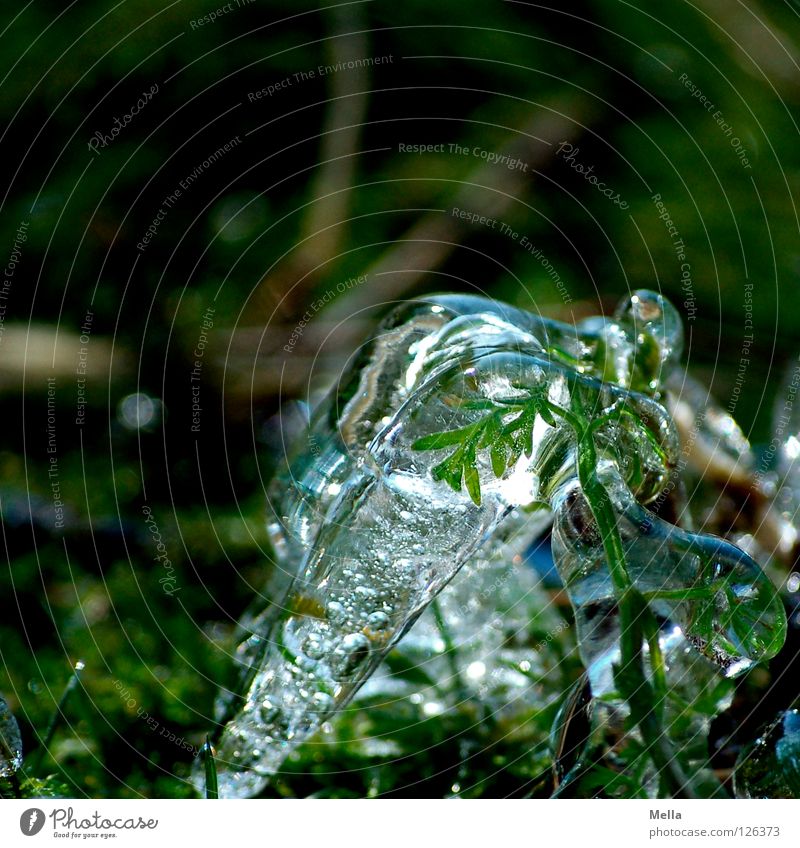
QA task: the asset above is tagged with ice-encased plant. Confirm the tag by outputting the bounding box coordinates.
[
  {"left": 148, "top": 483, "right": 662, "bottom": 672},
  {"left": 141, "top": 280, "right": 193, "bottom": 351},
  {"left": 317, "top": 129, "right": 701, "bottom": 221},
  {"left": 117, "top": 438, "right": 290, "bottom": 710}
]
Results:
[{"left": 196, "top": 291, "right": 786, "bottom": 798}]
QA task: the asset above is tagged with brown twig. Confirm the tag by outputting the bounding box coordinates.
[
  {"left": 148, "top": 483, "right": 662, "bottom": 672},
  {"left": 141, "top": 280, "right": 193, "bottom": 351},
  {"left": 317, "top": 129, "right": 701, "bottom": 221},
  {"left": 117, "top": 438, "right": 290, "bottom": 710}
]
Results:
[
  {"left": 223, "top": 98, "right": 594, "bottom": 403},
  {"left": 325, "top": 98, "right": 593, "bottom": 324}
]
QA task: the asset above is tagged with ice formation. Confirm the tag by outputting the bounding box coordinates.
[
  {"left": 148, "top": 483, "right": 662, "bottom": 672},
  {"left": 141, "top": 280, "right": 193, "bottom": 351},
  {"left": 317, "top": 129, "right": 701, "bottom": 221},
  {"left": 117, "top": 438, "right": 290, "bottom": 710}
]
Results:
[
  {"left": 0, "top": 694, "right": 22, "bottom": 778},
  {"left": 197, "top": 291, "right": 785, "bottom": 798},
  {"left": 734, "top": 706, "right": 800, "bottom": 798}
]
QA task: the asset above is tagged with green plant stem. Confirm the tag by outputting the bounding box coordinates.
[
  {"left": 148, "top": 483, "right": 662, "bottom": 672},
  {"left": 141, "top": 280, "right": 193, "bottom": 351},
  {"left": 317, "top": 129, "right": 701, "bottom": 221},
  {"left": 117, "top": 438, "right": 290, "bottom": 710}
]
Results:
[
  {"left": 203, "top": 736, "right": 219, "bottom": 799},
  {"left": 29, "top": 661, "right": 84, "bottom": 774},
  {"left": 415, "top": 384, "right": 715, "bottom": 797},
  {"left": 569, "top": 395, "right": 697, "bottom": 799},
  {"left": 642, "top": 612, "right": 667, "bottom": 707},
  {"left": 642, "top": 584, "right": 723, "bottom": 603},
  {"left": 432, "top": 598, "right": 473, "bottom": 707}
]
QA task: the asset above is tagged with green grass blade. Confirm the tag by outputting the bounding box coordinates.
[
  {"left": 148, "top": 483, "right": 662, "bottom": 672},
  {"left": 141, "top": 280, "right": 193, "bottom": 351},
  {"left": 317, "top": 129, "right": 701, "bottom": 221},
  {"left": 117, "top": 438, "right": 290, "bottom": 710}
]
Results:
[
  {"left": 203, "top": 736, "right": 219, "bottom": 799},
  {"left": 29, "top": 660, "right": 84, "bottom": 774}
]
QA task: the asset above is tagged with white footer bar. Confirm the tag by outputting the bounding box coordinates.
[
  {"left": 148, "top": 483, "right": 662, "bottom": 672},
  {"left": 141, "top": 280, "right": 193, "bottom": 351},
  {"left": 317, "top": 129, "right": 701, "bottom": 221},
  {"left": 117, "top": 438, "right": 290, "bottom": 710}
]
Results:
[{"left": 1, "top": 799, "right": 796, "bottom": 847}]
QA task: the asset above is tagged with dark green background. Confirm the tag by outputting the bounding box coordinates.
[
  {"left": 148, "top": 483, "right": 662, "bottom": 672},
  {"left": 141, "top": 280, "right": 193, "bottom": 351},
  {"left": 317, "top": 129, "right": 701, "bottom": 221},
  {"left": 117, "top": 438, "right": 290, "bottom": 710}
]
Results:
[{"left": 1, "top": 0, "right": 798, "bottom": 797}]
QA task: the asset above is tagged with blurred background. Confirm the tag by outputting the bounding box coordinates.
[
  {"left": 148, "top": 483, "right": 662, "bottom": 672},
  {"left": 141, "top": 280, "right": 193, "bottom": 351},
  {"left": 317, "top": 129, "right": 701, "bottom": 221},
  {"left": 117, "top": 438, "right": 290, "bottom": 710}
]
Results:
[{"left": 1, "top": 0, "right": 799, "bottom": 797}]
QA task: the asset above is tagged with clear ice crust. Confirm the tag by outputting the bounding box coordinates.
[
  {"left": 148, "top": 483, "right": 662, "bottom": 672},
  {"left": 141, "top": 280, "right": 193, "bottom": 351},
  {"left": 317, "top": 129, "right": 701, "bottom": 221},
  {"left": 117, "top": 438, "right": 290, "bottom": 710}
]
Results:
[{"left": 196, "top": 292, "right": 785, "bottom": 798}]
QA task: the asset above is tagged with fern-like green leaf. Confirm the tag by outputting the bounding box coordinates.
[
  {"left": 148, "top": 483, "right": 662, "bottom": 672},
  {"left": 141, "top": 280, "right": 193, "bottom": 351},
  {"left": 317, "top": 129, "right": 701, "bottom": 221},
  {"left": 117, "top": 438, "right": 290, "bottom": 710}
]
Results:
[
  {"left": 412, "top": 424, "right": 478, "bottom": 451},
  {"left": 412, "top": 389, "right": 564, "bottom": 505}
]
